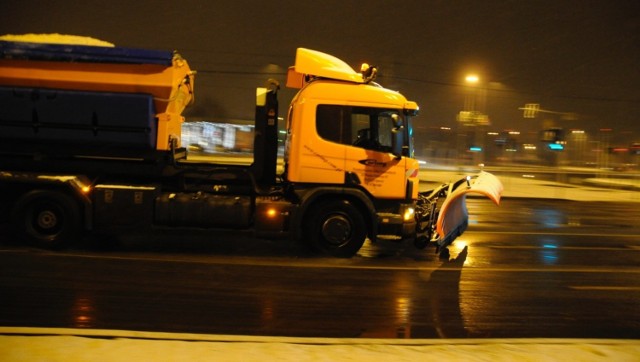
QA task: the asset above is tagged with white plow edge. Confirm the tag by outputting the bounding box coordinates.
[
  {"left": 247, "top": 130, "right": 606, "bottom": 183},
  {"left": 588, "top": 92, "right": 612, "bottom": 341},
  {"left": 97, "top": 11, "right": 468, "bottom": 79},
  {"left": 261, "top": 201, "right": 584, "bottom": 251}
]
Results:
[{"left": 435, "top": 171, "right": 504, "bottom": 243}]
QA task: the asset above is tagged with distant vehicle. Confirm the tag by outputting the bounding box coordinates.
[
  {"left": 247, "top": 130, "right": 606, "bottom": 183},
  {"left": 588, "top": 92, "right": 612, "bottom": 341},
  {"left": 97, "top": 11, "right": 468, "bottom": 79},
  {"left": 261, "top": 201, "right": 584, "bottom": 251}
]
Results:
[{"left": 0, "top": 39, "right": 502, "bottom": 257}]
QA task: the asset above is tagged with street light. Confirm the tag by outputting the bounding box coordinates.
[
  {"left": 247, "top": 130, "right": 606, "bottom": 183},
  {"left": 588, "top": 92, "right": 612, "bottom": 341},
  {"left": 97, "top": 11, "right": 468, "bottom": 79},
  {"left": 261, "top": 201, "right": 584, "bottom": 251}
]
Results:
[
  {"left": 465, "top": 74, "right": 479, "bottom": 84},
  {"left": 460, "top": 73, "right": 487, "bottom": 165},
  {"left": 463, "top": 74, "right": 480, "bottom": 112}
]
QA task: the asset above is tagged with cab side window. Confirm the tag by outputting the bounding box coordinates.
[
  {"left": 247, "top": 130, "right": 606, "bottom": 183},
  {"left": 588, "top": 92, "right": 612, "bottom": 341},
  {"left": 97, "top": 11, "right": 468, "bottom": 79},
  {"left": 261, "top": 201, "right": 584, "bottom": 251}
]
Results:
[
  {"left": 316, "top": 105, "right": 349, "bottom": 144},
  {"left": 316, "top": 105, "right": 398, "bottom": 152}
]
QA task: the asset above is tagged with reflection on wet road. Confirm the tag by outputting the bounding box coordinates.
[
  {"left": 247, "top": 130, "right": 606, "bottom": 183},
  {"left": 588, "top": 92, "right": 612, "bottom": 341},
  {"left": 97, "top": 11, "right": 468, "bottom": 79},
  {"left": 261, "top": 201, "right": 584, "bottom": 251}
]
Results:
[{"left": 0, "top": 199, "right": 638, "bottom": 339}]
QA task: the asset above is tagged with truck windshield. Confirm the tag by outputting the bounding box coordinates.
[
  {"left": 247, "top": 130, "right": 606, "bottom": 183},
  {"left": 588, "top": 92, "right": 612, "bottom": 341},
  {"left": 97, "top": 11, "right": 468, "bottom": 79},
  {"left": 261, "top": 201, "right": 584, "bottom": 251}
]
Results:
[
  {"left": 316, "top": 104, "right": 413, "bottom": 156},
  {"left": 404, "top": 115, "right": 415, "bottom": 158}
]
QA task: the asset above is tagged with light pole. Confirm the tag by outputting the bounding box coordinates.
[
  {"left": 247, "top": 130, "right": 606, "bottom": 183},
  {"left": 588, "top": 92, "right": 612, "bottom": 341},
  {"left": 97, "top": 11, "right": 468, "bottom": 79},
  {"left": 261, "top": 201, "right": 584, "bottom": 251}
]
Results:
[
  {"left": 458, "top": 74, "right": 488, "bottom": 165},
  {"left": 464, "top": 74, "right": 479, "bottom": 112}
]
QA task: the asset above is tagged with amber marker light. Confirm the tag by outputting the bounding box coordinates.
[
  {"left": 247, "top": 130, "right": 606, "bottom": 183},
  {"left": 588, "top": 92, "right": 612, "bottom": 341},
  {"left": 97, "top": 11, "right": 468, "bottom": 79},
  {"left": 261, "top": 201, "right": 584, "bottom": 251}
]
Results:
[{"left": 403, "top": 207, "right": 415, "bottom": 222}]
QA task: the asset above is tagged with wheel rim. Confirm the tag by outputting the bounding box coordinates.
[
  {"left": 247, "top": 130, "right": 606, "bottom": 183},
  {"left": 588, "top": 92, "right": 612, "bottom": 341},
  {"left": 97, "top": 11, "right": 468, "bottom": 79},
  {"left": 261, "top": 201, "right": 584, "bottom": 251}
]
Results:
[
  {"left": 29, "top": 203, "right": 63, "bottom": 238},
  {"left": 321, "top": 214, "right": 352, "bottom": 246},
  {"left": 37, "top": 210, "right": 58, "bottom": 230}
]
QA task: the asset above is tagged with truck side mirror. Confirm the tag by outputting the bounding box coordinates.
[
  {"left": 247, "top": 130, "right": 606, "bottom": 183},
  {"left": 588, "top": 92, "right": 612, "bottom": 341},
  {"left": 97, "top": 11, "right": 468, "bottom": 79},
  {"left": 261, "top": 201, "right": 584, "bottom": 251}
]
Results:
[
  {"left": 390, "top": 115, "right": 403, "bottom": 158},
  {"left": 392, "top": 114, "right": 402, "bottom": 128}
]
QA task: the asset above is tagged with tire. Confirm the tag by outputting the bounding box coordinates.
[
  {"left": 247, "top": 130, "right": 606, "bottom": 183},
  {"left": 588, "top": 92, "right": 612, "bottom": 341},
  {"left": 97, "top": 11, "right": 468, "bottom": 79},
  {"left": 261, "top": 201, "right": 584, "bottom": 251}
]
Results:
[
  {"left": 10, "top": 190, "right": 81, "bottom": 249},
  {"left": 306, "top": 199, "right": 367, "bottom": 258}
]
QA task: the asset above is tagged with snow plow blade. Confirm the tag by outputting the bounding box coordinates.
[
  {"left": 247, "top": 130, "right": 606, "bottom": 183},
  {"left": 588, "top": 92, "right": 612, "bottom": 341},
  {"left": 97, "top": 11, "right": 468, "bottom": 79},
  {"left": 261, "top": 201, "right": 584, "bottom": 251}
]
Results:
[{"left": 435, "top": 171, "right": 503, "bottom": 248}]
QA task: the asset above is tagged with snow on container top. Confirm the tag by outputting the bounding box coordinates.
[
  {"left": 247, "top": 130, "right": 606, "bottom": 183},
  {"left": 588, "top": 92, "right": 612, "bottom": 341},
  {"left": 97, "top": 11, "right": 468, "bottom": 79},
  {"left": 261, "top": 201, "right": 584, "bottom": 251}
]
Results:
[{"left": 0, "top": 38, "right": 172, "bottom": 65}]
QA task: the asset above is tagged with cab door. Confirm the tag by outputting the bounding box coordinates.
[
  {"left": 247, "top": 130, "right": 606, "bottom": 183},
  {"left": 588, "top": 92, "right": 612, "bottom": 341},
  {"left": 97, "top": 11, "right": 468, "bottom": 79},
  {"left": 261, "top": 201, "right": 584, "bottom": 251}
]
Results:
[{"left": 343, "top": 108, "right": 407, "bottom": 199}]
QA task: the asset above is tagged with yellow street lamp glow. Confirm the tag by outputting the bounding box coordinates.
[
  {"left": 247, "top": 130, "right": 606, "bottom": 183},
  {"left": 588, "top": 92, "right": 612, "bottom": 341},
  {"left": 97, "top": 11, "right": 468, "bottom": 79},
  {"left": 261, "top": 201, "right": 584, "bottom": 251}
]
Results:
[{"left": 465, "top": 74, "right": 479, "bottom": 84}]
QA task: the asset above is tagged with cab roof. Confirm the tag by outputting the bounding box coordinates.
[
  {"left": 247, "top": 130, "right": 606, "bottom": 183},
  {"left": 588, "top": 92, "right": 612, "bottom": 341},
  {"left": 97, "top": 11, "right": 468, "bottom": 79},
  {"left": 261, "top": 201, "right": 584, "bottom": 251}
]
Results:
[{"left": 287, "top": 48, "right": 365, "bottom": 88}]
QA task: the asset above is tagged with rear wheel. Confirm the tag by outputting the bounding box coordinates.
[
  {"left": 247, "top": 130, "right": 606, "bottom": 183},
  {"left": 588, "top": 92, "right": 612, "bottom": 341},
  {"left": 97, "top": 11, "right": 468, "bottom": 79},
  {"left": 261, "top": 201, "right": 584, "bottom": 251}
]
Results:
[
  {"left": 306, "top": 199, "right": 367, "bottom": 258},
  {"left": 11, "top": 190, "right": 81, "bottom": 249}
]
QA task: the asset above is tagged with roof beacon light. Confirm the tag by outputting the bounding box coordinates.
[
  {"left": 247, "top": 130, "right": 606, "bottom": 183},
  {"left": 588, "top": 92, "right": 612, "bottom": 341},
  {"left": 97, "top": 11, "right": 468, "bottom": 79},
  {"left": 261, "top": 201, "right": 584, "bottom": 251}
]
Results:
[{"left": 360, "top": 63, "right": 377, "bottom": 83}]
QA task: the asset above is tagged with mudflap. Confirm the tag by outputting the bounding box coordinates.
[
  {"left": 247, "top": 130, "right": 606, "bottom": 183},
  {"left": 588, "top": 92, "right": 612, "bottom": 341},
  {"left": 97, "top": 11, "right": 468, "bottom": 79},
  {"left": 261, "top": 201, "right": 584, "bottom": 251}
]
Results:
[{"left": 434, "top": 171, "right": 503, "bottom": 249}]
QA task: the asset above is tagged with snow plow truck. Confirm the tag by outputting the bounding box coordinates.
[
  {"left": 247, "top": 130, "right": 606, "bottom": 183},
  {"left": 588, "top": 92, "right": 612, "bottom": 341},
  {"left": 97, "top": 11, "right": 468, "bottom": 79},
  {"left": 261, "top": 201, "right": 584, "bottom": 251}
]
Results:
[{"left": 0, "top": 37, "right": 503, "bottom": 257}]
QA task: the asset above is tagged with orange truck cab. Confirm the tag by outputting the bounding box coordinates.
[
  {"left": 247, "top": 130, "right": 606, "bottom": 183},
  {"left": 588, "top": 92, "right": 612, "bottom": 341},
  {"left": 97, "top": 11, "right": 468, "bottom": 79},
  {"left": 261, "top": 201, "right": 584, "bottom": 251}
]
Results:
[{"left": 283, "top": 49, "right": 422, "bottom": 251}]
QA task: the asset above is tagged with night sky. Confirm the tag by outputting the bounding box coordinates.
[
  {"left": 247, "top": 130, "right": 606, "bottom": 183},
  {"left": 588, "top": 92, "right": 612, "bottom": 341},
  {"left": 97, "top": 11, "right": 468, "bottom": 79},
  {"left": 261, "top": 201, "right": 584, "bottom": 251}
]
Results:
[{"left": 1, "top": 0, "right": 638, "bottom": 144}]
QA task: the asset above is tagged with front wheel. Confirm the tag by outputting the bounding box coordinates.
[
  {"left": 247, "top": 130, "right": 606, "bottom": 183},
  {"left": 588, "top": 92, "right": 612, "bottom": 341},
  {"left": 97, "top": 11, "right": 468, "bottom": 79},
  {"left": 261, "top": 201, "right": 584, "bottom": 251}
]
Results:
[
  {"left": 306, "top": 199, "right": 367, "bottom": 258},
  {"left": 11, "top": 190, "right": 81, "bottom": 249}
]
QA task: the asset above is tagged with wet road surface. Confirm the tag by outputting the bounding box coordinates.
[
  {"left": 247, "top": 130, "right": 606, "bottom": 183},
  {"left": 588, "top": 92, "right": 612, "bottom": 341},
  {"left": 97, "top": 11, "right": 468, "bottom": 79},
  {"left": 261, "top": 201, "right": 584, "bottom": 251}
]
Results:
[{"left": 0, "top": 199, "right": 639, "bottom": 339}]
